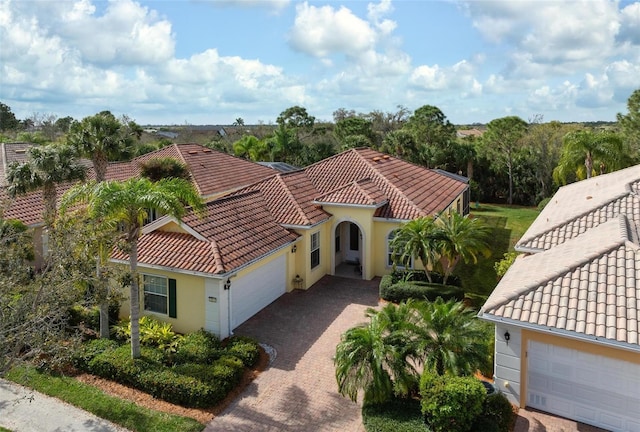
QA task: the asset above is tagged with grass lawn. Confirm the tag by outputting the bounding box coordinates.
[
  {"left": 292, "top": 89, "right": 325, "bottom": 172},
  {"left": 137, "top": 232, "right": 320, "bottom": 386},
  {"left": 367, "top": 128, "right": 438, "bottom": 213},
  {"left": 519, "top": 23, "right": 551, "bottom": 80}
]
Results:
[
  {"left": 6, "top": 366, "right": 205, "bottom": 432},
  {"left": 455, "top": 203, "right": 540, "bottom": 303}
]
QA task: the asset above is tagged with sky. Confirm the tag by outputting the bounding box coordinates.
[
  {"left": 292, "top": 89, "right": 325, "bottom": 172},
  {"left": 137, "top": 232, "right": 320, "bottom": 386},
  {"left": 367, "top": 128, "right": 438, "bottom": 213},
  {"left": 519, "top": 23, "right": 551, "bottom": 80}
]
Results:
[{"left": 1, "top": 0, "right": 639, "bottom": 127}]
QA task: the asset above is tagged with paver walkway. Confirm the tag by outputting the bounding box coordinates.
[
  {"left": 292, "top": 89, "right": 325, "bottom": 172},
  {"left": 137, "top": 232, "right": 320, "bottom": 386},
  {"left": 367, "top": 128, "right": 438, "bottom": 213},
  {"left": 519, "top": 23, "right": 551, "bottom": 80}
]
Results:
[{"left": 205, "top": 275, "right": 379, "bottom": 432}]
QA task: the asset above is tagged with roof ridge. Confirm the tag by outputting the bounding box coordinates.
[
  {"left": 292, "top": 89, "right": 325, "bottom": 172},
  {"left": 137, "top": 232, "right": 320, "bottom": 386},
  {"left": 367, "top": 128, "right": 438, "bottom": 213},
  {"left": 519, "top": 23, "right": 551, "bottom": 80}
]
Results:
[
  {"left": 276, "top": 173, "right": 312, "bottom": 225},
  {"left": 208, "top": 239, "right": 225, "bottom": 274},
  {"left": 518, "top": 191, "right": 636, "bottom": 247},
  {"left": 355, "top": 151, "right": 427, "bottom": 217}
]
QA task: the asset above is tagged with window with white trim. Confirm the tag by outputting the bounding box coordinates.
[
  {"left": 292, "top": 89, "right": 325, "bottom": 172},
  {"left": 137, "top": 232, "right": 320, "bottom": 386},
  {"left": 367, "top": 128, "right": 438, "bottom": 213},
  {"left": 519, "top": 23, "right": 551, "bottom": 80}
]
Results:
[
  {"left": 387, "top": 230, "right": 413, "bottom": 269},
  {"left": 310, "top": 231, "right": 320, "bottom": 268},
  {"left": 143, "top": 275, "right": 168, "bottom": 314}
]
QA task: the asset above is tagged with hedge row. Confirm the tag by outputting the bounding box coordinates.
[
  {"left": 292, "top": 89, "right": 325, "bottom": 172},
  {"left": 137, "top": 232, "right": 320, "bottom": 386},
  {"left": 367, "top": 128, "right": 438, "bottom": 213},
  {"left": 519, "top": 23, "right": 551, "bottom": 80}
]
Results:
[
  {"left": 362, "top": 398, "right": 425, "bottom": 432},
  {"left": 75, "top": 332, "right": 261, "bottom": 408},
  {"left": 379, "top": 278, "right": 465, "bottom": 304}
]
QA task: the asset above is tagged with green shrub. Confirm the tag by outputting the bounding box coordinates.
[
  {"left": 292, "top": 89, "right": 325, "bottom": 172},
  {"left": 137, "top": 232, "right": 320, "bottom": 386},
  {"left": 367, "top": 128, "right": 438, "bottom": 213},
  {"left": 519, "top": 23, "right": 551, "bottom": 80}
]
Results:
[
  {"left": 362, "top": 398, "right": 426, "bottom": 432},
  {"left": 420, "top": 372, "right": 486, "bottom": 432},
  {"left": 471, "top": 392, "right": 516, "bottom": 432},
  {"left": 67, "top": 305, "right": 100, "bottom": 331},
  {"left": 380, "top": 281, "right": 465, "bottom": 304},
  {"left": 174, "top": 329, "right": 221, "bottom": 365},
  {"left": 210, "top": 356, "right": 244, "bottom": 391},
  {"left": 73, "top": 338, "right": 120, "bottom": 368},
  {"left": 137, "top": 367, "right": 225, "bottom": 407},
  {"left": 85, "top": 344, "right": 164, "bottom": 386},
  {"left": 226, "top": 336, "right": 260, "bottom": 367},
  {"left": 111, "top": 316, "right": 180, "bottom": 352}
]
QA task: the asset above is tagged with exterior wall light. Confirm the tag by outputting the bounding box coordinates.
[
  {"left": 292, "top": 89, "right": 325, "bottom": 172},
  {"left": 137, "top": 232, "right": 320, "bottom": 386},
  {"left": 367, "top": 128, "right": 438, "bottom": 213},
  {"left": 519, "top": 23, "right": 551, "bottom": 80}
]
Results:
[
  {"left": 504, "top": 331, "right": 511, "bottom": 345},
  {"left": 291, "top": 244, "right": 297, "bottom": 253},
  {"left": 224, "top": 279, "right": 231, "bottom": 290}
]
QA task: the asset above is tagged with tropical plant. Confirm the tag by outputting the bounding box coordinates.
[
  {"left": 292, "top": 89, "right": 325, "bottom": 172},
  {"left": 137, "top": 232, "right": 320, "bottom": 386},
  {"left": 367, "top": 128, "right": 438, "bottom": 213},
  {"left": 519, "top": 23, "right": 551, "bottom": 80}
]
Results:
[
  {"left": 232, "top": 135, "right": 269, "bottom": 161},
  {"left": 553, "top": 129, "right": 635, "bottom": 185},
  {"left": 60, "top": 177, "right": 204, "bottom": 358},
  {"left": 435, "top": 213, "right": 491, "bottom": 285},
  {"left": 413, "top": 298, "right": 489, "bottom": 376},
  {"left": 6, "top": 144, "right": 86, "bottom": 227},
  {"left": 335, "top": 302, "right": 420, "bottom": 404},
  {"left": 389, "top": 217, "right": 439, "bottom": 283}
]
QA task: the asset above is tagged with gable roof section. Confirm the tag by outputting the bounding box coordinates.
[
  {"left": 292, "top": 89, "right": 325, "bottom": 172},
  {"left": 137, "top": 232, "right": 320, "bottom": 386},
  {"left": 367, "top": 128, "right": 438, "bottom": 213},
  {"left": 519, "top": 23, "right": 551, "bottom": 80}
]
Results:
[
  {"left": 517, "top": 165, "right": 640, "bottom": 251},
  {"left": 481, "top": 215, "right": 640, "bottom": 348},
  {"left": 305, "top": 148, "right": 468, "bottom": 220},
  {"left": 235, "top": 171, "right": 330, "bottom": 227},
  {"left": 113, "top": 191, "right": 299, "bottom": 275},
  {"left": 314, "top": 178, "right": 388, "bottom": 207}
]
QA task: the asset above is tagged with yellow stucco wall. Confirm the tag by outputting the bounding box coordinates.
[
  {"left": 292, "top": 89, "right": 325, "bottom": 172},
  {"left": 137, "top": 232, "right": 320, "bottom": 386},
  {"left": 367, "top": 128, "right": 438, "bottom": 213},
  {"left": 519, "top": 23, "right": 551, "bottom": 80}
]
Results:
[{"left": 118, "top": 267, "right": 206, "bottom": 335}]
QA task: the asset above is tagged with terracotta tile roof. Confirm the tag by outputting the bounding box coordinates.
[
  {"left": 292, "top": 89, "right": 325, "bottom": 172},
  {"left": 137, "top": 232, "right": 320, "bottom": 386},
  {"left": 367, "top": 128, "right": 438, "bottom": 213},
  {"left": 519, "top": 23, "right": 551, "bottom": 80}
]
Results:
[
  {"left": 305, "top": 148, "right": 468, "bottom": 220},
  {"left": 2, "top": 144, "right": 276, "bottom": 227},
  {"left": 114, "top": 191, "right": 299, "bottom": 274},
  {"left": 1, "top": 181, "right": 79, "bottom": 226},
  {"left": 1, "top": 142, "right": 31, "bottom": 186},
  {"left": 237, "top": 171, "right": 330, "bottom": 226},
  {"left": 482, "top": 215, "right": 640, "bottom": 347},
  {"left": 134, "top": 144, "right": 275, "bottom": 198},
  {"left": 518, "top": 165, "right": 640, "bottom": 251},
  {"left": 111, "top": 231, "right": 219, "bottom": 274},
  {"left": 314, "top": 178, "right": 388, "bottom": 207},
  {"left": 235, "top": 148, "right": 467, "bottom": 227}
]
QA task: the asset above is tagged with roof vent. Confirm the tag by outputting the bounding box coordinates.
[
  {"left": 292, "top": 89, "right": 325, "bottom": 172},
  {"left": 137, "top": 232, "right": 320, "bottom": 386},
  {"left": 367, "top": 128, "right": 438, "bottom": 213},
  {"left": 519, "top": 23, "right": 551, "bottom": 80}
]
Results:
[
  {"left": 382, "top": 155, "right": 390, "bottom": 159},
  {"left": 372, "top": 157, "right": 381, "bottom": 162},
  {"left": 188, "top": 150, "right": 198, "bottom": 154},
  {"left": 203, "top": 149, "right": 212, "bottom": 153},
  {"left": 15, "top": 149, "right": 27, "bottom": 154},
  {"left": 586, "top": 195, "right": 593, "bottom": 200}
]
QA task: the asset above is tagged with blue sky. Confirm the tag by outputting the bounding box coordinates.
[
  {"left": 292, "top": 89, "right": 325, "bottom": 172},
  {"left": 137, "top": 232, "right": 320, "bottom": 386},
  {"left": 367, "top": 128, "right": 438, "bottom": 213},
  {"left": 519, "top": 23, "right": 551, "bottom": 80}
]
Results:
[{"left": 1, "top": 0, "right": 639, "bottom": 126}]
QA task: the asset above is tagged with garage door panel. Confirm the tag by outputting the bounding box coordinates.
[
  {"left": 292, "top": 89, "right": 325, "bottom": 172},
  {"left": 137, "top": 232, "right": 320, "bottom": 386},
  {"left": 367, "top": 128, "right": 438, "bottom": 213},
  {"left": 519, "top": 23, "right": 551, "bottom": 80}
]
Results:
[
  {"left": 231, "top": 255, "right": 286, "bottom": 329},
  {"left": 527, "top": 341, "right": 640, "bottom": 432}
]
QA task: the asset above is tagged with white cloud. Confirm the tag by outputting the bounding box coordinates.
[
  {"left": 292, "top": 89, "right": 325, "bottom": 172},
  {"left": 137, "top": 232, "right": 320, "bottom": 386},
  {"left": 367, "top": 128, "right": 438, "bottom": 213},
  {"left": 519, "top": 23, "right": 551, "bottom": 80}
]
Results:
[
  {"left": 410, "top": 60, "right": 479, "bottom": 95},
  {"left": 288, "top": 2, "right": 376, "bottom": 58},
  {"left": 208, "top": 0, "right": 290, "bottom": 13}
]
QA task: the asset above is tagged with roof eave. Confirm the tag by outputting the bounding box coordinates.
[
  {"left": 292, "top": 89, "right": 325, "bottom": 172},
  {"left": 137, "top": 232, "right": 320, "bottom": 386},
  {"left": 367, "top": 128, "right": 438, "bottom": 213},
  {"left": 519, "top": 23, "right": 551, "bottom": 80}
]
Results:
[{"left": 478, "top": 313, "right": 640, "bottom": 354}]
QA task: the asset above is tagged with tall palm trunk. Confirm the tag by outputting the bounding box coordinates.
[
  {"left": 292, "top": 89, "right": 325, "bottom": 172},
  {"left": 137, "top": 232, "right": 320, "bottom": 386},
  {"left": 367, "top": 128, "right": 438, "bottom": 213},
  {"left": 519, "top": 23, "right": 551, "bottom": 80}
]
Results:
[
  {"left": 129, "top": 233, "right": 141, "bottom": 359},
  {"left": 94, "top": 151, "right": 110, "bottom": 338},
  {"left": 585, "top": 151, "right": 593, "bottom": 179}
]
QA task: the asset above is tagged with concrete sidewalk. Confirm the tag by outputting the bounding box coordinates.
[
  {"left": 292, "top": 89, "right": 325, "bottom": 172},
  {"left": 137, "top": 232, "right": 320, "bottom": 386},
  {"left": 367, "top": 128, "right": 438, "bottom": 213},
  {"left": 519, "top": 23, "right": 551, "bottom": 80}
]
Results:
[{"left": 0, "top": 379, "right": 128, "bottom": 432}]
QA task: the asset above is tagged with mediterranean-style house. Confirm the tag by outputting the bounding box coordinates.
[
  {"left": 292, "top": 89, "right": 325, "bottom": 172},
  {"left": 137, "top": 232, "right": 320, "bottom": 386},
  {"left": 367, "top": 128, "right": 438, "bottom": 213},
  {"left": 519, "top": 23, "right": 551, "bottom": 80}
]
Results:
[
  {"left": 479, "top": 165, "right": 640, "bottom": 432},
  {"left": 2, "top": 143, "right": 469, "bottom": 340}
]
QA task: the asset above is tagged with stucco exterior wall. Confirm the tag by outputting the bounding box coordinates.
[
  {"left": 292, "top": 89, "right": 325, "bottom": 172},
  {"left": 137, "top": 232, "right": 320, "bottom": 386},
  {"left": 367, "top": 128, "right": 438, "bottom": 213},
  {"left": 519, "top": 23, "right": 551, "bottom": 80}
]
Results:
[
  {"left": 118, "top": 267, "right": 206, "bottom": 335},
  {"left": 493, "top": 324, "right": 522, "bottom": 406}
]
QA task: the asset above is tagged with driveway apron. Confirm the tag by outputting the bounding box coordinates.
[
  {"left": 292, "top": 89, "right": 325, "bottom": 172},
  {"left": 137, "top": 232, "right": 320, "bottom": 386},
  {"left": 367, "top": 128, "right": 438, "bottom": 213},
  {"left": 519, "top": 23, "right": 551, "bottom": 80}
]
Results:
[{"left": 205, "top": 275, "right": 379, "bottom": 432}]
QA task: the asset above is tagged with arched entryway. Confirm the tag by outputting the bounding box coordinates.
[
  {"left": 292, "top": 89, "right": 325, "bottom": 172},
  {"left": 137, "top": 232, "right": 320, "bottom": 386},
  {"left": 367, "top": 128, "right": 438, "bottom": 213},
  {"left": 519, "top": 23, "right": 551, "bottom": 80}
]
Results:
[{"left": 332, "top": 221, "right": 364, "bottom": 279}]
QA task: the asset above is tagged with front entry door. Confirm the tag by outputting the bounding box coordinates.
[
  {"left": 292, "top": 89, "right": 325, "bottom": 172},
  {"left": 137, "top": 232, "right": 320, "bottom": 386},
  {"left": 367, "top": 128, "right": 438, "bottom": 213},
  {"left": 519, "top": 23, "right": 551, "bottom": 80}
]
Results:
[{"left": 345, "top": 223, "right": 360, "bottom": 263}]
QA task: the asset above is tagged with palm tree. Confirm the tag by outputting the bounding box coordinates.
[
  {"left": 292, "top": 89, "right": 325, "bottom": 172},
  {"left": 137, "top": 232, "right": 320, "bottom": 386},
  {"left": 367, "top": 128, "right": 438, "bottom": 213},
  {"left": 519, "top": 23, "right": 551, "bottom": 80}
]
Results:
[
  {"left": 232, "top": 135, "right": 269, "bottom": 161},
  {"left": 67, "top": 112, "right": 141, "bottom": 337},
  {"left": 389, "top": 217, "right": 439, "bottom": 283},
  {"left": 413, "top": 298, "right": 488, "bottom": 376},
  {"left": 61, "top": 177, "right": 204, "bottom": 358},
  {"left": 7, "top": 144, "right": 86, "bottom": 227},
  {"left": 434, "top": 213, "right": 490, "bottom": 285},
  {"left": 68, "top": 111, "right": 141, "bottom": 182},
  {"left": 553, "top": 130, "right": 635, "bottom": 184}
]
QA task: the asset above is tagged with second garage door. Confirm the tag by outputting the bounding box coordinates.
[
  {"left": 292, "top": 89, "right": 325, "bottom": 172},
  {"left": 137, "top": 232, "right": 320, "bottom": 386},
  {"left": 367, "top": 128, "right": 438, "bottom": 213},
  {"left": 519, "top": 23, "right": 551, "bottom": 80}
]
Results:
[
  {"left": 527, "top": 340, "right": 640, "bottom": 432},
  {"left": 230, "top": 254, "right": 286, "bottom": 329}
]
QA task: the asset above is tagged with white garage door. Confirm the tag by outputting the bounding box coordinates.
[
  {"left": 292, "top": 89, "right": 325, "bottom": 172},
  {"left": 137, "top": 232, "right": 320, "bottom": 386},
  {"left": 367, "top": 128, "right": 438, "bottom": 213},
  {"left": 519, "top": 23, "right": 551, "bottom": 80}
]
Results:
[
  {"left": 231, "top": 255, "right": 286, "bottom": 329},
  {"left": 527, "top": 340, "right": 640, "bottom": 432}
]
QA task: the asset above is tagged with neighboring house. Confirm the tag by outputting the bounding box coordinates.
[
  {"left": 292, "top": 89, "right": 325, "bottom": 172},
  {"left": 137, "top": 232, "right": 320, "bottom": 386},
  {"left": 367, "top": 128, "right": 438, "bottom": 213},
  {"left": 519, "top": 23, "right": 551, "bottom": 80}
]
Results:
[
  {"left": 479, "top": 165, "right": 640, "bottom": 432},
  {"left": 456, "top": 128, "right": 484, "bottom": 139},
  {"left": 1, "top": 142, "right": 32, "bottom": 187},
  {"left": 112, "top": 147, "right": 469, "bottom": 338},
  {"left": 2, "top": 143, "right": 469, "bottom": 342}
]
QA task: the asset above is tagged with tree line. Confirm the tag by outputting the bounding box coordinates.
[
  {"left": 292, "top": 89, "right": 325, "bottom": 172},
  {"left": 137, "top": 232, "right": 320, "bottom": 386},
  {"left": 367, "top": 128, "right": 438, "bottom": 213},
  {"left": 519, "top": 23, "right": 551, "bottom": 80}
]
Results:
[{"left": 2, "top": 88, "right": 639, "bottom": 206}]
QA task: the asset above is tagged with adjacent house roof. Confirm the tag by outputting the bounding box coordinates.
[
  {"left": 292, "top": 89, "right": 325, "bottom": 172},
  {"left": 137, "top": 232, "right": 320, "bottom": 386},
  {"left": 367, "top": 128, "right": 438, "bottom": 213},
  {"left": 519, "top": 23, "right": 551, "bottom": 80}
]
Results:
[
  {"left": 481, "top": 165, "right": 640, "bottom": 352},
  {"left": 112, "top": 191, "right": 299, "bottom": 275},
  {"left": 481, "top": 215, "right": 640, "bottom": 348},
  {"left": 517, "top": 165, "right": 640, "bottom": 252},
  {"left": 1, "top": 142, "right": 31, "bottom": 186}
]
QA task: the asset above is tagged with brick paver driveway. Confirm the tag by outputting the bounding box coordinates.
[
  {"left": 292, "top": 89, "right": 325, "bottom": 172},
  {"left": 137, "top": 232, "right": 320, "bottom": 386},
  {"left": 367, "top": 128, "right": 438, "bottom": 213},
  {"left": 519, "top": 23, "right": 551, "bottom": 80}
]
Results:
[{"left": 205, "top": 275, "right": 379, "bottom": 432}]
